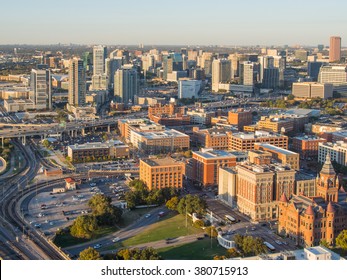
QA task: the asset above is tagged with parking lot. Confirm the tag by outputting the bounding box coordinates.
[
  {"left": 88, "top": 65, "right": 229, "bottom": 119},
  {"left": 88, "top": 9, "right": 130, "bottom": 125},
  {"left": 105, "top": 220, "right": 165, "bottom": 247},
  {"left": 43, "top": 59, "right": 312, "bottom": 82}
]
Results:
[{"left": 25, "top": 177, "right": 130, "bottom": 237}]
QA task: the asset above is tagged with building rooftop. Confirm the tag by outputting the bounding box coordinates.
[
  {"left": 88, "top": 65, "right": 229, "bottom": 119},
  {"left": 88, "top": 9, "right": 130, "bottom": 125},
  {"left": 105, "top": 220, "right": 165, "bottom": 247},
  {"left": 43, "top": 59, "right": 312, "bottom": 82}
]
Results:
[
  {"left": 135, "top": 129, "right": 188, "bottom": 139},
  {"left": 194, "top": 149, "right": 238, "bottom": 159},
  {"left": 255, "top": 143, "right": 297, "bottom": 155},
  {"left": 232, "top": 131, "right": 285, "bottom": 140},
  {"left": 141, "top": 158, "right": 184, "bottom": 167},
  {"left": 68, "top": 141, "right": 128, "bottom": 150}
]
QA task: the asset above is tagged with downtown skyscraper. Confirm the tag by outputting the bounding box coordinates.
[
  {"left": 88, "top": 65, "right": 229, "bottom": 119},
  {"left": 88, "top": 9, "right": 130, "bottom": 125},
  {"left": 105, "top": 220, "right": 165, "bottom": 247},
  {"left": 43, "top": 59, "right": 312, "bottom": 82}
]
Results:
[
  {"left": 329, "top": 36, "right": 341, "bottom": 63},
  {"left": 92, "top": 45, "right": 108, "bottom": 90},
  {"left": 68, "top": 58, "right": 86, "bottom": 106},
  {"left": 30, "top": 67, "right": 52, "bottom": 110},
  {"left": 114, "top": 66, "right": 139, "bottom": 104}
]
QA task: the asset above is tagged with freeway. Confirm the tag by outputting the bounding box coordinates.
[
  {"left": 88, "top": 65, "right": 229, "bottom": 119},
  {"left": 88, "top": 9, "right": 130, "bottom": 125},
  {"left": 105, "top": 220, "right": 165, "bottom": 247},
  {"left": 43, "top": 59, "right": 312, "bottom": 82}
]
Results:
[{"left": 0, "top": 112, "right": 142, "bottom": 138}]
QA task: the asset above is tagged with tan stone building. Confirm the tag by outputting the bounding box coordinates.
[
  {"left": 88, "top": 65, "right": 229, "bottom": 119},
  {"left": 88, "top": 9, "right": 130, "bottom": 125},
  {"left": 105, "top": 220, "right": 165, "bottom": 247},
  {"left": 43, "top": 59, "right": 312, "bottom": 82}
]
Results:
[
  {"left": 139, "top": 158, "right": 185, "bottom": 190},
  {"left": 254, "top": 142, "right": 300, "bottom": 170},
  {"left": 235, "top": 162, "right": 296, "bottom": 221},
  {"left": 257, "top": 116, "right": 294, "bottom": 134}
]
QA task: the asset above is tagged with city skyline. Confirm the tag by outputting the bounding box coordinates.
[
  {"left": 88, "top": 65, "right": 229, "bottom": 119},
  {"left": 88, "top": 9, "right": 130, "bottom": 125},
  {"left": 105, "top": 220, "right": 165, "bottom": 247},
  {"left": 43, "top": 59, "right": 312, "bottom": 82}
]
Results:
[{"left": 1, "top": 0, "right": 347, "bottom": 46}]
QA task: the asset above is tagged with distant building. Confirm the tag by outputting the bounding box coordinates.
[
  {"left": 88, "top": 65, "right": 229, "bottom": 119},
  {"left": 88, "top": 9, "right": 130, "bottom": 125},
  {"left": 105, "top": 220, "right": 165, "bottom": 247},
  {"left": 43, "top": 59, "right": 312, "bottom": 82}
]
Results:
[
  {"left": 139, "top": 158, "right": 185, "bottom": 190},
  {"left": 68, "top": 58, "right": 86, "bottom": 106},
  {"left": 114, "top": 67, "right": 139, "bottom": 104},
  {"left": 212, "top": 59, "right": 232, "bottom": 92},
  {"left": 186, "top": 108, "right": 215, "bottom": 125},
  {"left": 239, "top": 61, "right": 255, "bottom": 86},
  {"left": 92, "top": 45, "right": 107, "bottom": 90},
  {"left": 30, "top": 68, "right": 52, "bottom": 110},
  {"left": 329, "top": 36, "right": 341, "bottom": 62},
  {"left": 178, "top": 79, "right": 202, "bottom": 99},
  {"left": 292, "top": 82, "right": 333, "bottom": 99}
]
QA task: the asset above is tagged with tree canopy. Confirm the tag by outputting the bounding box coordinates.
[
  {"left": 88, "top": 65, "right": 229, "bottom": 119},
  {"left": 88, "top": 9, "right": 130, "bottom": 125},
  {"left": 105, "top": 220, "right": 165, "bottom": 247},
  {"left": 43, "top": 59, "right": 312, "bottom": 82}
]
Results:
[
  {"left": 177, "top": 194, "right": 207, "bottom": 216},
  {"left": 88, "top": 194, "right": 122, "bottom": 226},
  {"left": 70, "top": 215, "right": 98, "bottom": 239},
  {"left": 336, "top": 230, "right": 347, "bottom": 251},
  {"left": 116, "top": 247, "right": 161, "bottom": 260},
  {"left": 78, "top": 247, "right": 101, "bottom": 260}
]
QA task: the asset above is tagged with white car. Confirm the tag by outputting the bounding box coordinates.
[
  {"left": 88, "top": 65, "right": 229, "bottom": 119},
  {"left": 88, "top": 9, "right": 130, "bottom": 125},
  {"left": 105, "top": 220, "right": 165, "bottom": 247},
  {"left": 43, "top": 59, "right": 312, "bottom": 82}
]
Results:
[
  {"left": 145, "top": 214, "right": 151, "bottom": 218},
  {"left": 112, "top": 237, "right": 120, "bottom": 243},
  {"left": 275, "top": 240, "right": 282, "bottom": 245},
  {"left": 93, "top": 244, "right": 102, "bottom": 249}
]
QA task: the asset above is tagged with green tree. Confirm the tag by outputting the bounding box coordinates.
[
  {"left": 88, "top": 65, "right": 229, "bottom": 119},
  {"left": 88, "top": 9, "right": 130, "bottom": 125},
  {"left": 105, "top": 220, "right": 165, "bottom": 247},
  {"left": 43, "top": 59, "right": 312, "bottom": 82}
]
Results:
[
  {"left": 336, "top": 230, "right": 347, "bottom": 251},
  {"left": 226, "top": 248, "right": 241, "bottom": 258},
  {"left": 193, "top": 219, "right": 204, "bottom": 228},
  {"left": 116, "top": 248, "right": 161, "bottom": 260},
  {"left": 88, "top": 194, "right": 122, "bottom": 226},
  {"left": 42, "top": 139, "right": 50, "bottom": 148},
  {"left": 320, "top": 239, "right": 330, "bottom": 248},
  {"left": 78, "top": 247, "right": 101, "bottom": 260},
  {"left": 70, "top": 215, "right": 98, "bottom": 239},
  {"left": 204, "top": 226, "right": 218, "bottom": 238},
  {"left": 166, "top": 196, "right": 179, "bottom": 211},
  {"left": 177, "top": 195, "right": 207, "bottom": 216},
  {"left": 287, "top": 94, "right": 295, "bottom": 100}
]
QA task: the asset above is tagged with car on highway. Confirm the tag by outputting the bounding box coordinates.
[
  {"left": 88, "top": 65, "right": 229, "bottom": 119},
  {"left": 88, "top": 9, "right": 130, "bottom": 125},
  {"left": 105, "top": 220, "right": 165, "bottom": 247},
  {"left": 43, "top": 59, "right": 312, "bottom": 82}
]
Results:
[
  {"left": 275, "top": 240, "right": 282, "bottom": 245},
  {"left": 93, "top": 244, "right": 102, "bottom": 249},
  {"left": 145, "top": 214, "right": 151, "bottom": 218},
  {"left": 112, "top": 237, "right": 120, "bottom": 243},
  {"left": 34, "top": 223, "right": 41, "bottom": 228}
]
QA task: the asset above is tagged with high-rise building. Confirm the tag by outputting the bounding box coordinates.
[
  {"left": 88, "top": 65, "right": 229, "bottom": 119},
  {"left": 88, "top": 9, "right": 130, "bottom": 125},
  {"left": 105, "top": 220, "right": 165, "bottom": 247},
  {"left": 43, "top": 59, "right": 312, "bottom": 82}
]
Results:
[
  {"left": 263, "top": 68, "right": 279, "bottom": 89},
  {"left": 30, "top": 68, "right": 52, "bottom": 110},
  {"left": 92, "top": 45, "right": 107, "bottom": 90},
  {"left": 68, "top": 58, "right": 86, "bottom": 106},
  {"left": 239, "top": 61, "right": 255, "bottom": 86},
  {"left": 178, "top": 79, "right": 202, "bottom": 99},
  {"left": 93, "top": 45, "right": 107, "bottom": 75},
  {"left": 308, "top": 62, "right": 325, "bottom": 81},
  {"left": 212, "top": 59, "right": 232, "bottom": 92},
  {"left": 106, "top": 57, "right": 123, "bottom": 89},
  {"left": 329, "top": 36, "right": 341, "bottom": 62},
  {"left": 114, "top": 67, "right": 139, "bottom": 104}
]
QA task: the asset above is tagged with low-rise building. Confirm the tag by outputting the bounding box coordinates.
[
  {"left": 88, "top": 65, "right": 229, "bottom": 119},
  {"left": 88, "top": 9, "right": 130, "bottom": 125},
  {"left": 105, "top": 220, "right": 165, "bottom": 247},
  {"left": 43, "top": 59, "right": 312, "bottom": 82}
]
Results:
[
  {"left": 295, "top": 172, "right": 316, "bottom": 197},
  {"left": 67, "top": 141, "right": 129, "bottom": 162},
  {"left": 190, "top": 149, "right": 247, "bottom": 187},
  {"left": 257, "top": 115, "right": 294, "bottom": 134},
  {"left": 292, "top": 82, "right": 333, "bottom": 99},
  {"left": 130, "top": 129, "right": 190, "bottom": 154},
  {"left": 3, "top": 99, "right": 35, "bottom": 112},
  {"left": 192, "top": 127, "right": 233, "bottom": 150},
  {"left": 318, "top": 141, "right": 347, "bottom": 166},
  {"left": 229, "top": 131, "right": 288, "bottom": 151},
  {"left": 139, "top": 158, "right": 185, "bottom": 190},
  {"left": 254, "top": 143, "right": 300, "bottom": 170},
  {"left": 186, "top": 108, "right": 215, "bottom": 125},
  {"left": 228, "top": 109, "right": 252, "bottom": 131},
  {"left": 292, "top": 135, "right": 327, "bottom": 159}
]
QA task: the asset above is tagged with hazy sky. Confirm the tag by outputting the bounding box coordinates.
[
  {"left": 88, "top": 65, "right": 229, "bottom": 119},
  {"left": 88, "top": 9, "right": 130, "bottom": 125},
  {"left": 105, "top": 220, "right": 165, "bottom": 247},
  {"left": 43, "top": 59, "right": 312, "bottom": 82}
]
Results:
[{"left": 1, "top": 0, "right": 346, "bottom": 46}]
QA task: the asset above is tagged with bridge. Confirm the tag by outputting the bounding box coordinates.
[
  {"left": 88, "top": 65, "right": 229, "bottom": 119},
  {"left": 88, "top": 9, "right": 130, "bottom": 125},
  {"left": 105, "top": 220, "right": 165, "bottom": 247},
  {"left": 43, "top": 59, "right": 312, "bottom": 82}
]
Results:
[{"left": 0, "top": 118, "right": 121, "bottom": 147}]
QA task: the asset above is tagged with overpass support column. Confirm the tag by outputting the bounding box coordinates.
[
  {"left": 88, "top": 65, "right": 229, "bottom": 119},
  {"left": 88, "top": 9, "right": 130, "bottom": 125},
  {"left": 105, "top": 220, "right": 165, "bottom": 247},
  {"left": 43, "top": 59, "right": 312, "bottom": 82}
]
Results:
[
  {"left": 81, "top": 128, "right": 85, "bottom": 136},
  {"left": 107, "top": 125, "right": 111, "bottom": 133},
  {"left": 22, "top": 136, "right": 26, "bottom": 146},
  {"left": 1, "top": 137, "right": 4, "bottom": 148}
]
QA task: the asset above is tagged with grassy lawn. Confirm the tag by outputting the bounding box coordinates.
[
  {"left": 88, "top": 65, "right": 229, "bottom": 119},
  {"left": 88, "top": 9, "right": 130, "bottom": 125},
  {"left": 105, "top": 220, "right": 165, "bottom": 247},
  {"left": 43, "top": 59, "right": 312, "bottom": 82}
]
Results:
[
  {"left": 120, "top": 208, "right": 155, "bottom": 228},
  {"left": 53, "top": 226, "right": 119, "bottom": 248},
  {"left": 121, "top": 212, "right": 202, "bottom": 247},
  {"left": 158, "top": 239, "right": 227, "bottom": 260}
]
